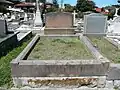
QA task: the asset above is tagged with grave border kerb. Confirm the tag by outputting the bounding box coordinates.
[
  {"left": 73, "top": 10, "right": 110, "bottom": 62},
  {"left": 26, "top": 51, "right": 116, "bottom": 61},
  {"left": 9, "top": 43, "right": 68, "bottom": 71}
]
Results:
[{"left": 11, "top": 34, "right": 110, "bottom": 77}]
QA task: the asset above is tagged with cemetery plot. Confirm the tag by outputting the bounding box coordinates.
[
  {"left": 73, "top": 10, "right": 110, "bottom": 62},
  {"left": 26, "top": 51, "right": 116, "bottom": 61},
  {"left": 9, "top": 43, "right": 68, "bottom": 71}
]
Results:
[
  {"left": 88, "top": 37, "right": 120, "bottom": 63},
  {"left": 11, "top": 35, "right": 110, "bottom": 86},
  {"left": 27, "top": 37, "right": 93, "bottom": 60}
]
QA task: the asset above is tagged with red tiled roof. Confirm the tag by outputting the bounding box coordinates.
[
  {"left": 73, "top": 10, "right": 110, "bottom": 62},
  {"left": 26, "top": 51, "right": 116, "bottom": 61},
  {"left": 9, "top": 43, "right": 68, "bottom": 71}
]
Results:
[
  {"left": 95, "top": 8, "right": 109, "bottom": 15},
  {"left": 95, "top": 8, "right": 102, "bottom": 12},
  {"left": 15, "top": 3, "right": 35, "bottom": 7}
]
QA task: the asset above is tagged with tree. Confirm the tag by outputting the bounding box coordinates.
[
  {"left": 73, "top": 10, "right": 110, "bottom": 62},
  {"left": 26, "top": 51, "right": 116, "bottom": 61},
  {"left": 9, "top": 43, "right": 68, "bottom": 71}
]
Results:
[
  {"left": 76, "top": 0, "right": 96, "bottom": 12},
  {"left": 64, "top": 4, "right": 75, "bottom": 12},
  {"left": 0, "top": 5, "right": 8, "bottom": 14},
  {"left": 117, "top": 8, "right": 120, "bottom": 16},
  {"left": 104, "top": 6, "right": 116, "bottom": 15},
  {"left": 53, "top": 0, "right": 59, "bottom": 8}
]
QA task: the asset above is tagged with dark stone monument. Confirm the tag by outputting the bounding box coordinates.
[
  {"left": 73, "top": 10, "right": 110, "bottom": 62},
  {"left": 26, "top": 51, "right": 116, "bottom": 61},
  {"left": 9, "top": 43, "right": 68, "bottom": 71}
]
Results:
[{"left": 0, "top": 19, "right": 8, "bottom": 37}]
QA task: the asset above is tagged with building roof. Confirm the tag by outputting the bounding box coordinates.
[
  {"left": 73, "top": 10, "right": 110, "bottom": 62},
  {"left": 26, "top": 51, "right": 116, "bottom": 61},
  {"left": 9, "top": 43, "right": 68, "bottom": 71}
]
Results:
[{"left": 95, "top": 8, "right": 109, "bottom": 15}]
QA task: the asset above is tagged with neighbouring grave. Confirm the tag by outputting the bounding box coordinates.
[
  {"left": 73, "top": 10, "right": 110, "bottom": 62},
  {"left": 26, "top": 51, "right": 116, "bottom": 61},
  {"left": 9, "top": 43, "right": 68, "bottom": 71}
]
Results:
[
  {"left": 84, "top": 13, "right": 107, "bottom": 36},
  {"left": 45, "top": 12, "right": 75, "bottom": 35},
  {"left": 88, "top": 36, "right": 120, "bottom": 63},
  {"left": 0, "top": 19, "right": 18, "bottom": 57}
]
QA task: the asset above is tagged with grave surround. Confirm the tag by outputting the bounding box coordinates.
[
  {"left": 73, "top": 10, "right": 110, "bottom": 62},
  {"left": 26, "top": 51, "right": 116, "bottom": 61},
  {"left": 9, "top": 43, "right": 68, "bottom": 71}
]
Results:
[{"left": 11, "top": 34, "right": 110, "bottom": 87}]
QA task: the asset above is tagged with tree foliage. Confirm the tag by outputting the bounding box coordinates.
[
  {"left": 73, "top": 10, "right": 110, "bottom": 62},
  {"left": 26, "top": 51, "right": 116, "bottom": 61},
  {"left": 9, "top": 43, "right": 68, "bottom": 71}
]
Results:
[
  {"left": 53, "top": 0, "right": 59, "bottom": 8},
  {"left": 76, "top": 0, "right": 96, "bottom": 12},
  {"left": 117, "top": 8, "right": 120, "bottom": 16},
  {"left": 0, "top": 6, "right": 8, "bottom": 14},
  {"left": 104, "top": 6, "right": 116, "bottom": 15},
  {"left": 64, "top": 4, "right": 75, "bottom": 12}
]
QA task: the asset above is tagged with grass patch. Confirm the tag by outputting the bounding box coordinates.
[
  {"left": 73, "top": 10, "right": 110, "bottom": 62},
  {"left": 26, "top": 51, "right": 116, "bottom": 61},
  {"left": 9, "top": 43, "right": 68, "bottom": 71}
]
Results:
[
  {"left": 88, "top": 37, "right": 120, "bottom": 63},
  {"left": 0, "top": 39, "right": 31, "bottom": 88},
  {"left": 28, "top": 37, "right": 93, "bottom": 60}
]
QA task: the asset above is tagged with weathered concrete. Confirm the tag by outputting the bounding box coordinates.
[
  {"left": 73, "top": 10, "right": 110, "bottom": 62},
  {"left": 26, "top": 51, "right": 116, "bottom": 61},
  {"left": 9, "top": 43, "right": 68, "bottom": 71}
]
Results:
[
  {"left": 45, "top": 12, "right": 73, "bottom": 28},
  {"left": 18, "top": 31, "right": 33, "bottom": 44},
  {"left": 80, "top": 36, "right": 107, "bottom": 60},
  {"left": 44, "top": 28, "right": 75, "bottom": 35},
  {"left": 11, "top": 59, "right": 109, "bottom": 77},
  {"left": 11, "top": 35, "right": 109, "bottom": 77},
  {"left": 107, "top": 64, "right": 120, "bottom": 80},
  {"left": 11, "top": 34, "right": 110, "bottom": 87},
  {"left": 12, "top": 76, "right": 107, "bottom": 88}
]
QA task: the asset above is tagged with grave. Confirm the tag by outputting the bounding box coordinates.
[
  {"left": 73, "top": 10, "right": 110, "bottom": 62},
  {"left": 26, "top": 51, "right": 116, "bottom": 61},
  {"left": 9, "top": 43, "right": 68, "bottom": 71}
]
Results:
[
  {"left": 0, "top": 19, "right": 18, "bottom": 57},
  {"left": 45, "top": 12, "right": 76, "bottom": 35},
  {"left": 11, "top": 34, "right": 109, "bottom": 88},
  {"left": 10, "top": 9, "right": 109, "bottom": 89},
  {"left": 84, "top": 13, "right": 107, "bottom": 36}
]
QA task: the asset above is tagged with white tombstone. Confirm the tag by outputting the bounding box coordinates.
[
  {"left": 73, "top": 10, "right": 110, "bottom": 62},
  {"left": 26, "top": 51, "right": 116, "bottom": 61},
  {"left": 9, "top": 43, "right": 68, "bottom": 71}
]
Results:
[
  {"left": 84, "top": 13, "right": 107, "bottom": 36},
  {"left": 24, "top": 13, "right": 28, "bottom": 21},
  {"left": 34, "top": 0, "right": 43, "bottom": 27},
  {"left": 108, "top": 22, "right": 120, "bottom": 34},
  {"left": 11, "top": 15, "right": 15, "bottom": 20}
]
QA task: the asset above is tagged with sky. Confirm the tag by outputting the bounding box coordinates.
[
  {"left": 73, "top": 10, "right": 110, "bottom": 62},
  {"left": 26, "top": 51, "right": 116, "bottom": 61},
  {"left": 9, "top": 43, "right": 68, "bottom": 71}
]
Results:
[{"left": 58, "top": 0, "right": 118, "bottom": 7}]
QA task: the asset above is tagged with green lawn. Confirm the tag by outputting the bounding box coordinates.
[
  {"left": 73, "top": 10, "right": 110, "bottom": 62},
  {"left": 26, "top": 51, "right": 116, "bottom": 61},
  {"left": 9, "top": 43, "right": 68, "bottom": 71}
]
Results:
[
  {"left": 0, "top": 40, "right": 31, "bottom": 88},
  {"left": 89, "top": 37, "right": 120, "bottom": 63},
  {"left": 28, "top": 37, "right": 93, "bottom": 60}
]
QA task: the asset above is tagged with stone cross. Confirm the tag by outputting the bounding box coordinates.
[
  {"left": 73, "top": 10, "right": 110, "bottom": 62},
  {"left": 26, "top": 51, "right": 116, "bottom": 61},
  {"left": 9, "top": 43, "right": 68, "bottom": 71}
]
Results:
[
  {"left": 72, "top": 10, "right": 77, "bottom": 26},
  {"left": 114, "top": 8, "right": 119, "bottom": 17}
]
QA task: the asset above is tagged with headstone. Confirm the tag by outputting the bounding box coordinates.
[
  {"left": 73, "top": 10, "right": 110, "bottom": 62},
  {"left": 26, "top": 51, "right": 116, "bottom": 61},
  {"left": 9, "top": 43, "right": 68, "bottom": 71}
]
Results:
[
  {"left": 84, "top": 13, "right": 107, "bottom": 36},
  {"left": 45, "top": 12, "right": 73, "bottom": 28},
  {"left": 0, "top": 19, "right": 8, "bottom": 37}
]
